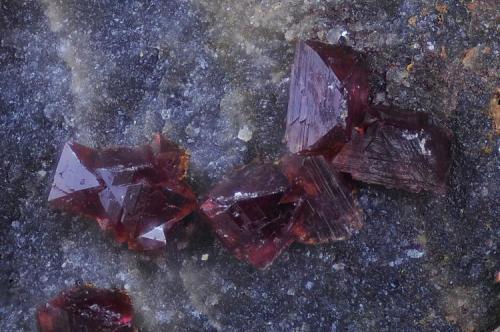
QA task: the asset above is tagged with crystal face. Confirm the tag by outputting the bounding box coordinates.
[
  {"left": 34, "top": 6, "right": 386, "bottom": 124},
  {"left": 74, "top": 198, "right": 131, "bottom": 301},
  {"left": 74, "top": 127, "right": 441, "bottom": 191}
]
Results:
[
  {"left": 332, "top": 107, "right": 453, "bottom": 194},
  {"left": 200, "top": 163, "right": 296, "bottom": 269},
  {"left": 36, "top": 285, "right": 136, "bottom": 332},
  {"left": 285, "top": 40, "right": 370, "bottom": 155},
  {"left": 280, "top": 154, "right": 363, "bottom": 244},
  {"left": 48, "top": 134, "right": 197, "bottom": 250}
]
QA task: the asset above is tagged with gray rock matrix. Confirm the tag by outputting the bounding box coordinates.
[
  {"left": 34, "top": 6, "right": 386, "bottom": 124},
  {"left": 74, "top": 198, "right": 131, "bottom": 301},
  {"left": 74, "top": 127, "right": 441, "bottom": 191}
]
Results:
[{"left": 0, "top": 0, "right": 498, "bottom": 331}]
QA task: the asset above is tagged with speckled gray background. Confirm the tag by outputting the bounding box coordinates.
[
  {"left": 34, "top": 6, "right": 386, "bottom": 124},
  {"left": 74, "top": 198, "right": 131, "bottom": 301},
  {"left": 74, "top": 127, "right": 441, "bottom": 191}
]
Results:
[{"left": 0, "top": 0, "right": 498, "bottom": 331}]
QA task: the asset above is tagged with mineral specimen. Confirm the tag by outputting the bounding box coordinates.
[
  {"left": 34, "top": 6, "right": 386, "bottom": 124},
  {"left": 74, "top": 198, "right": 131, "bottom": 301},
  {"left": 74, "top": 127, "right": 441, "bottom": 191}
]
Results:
[
  {"left": 285, "top": 40, "right": 370, "bottom": 155},
  {"left": 48, "top": 134, "right": 197, "bottom": 250},
  {"left": 36, "top": 284, "right": 136, "bottom": 332},
  {"left": 332, "top": 106, "right": 453, "bottom": 193},
  {"left": 200, "top": 163, "right": 296, "bottom": 269},
  {"left": 280, "top": 154, "right": 363, "bottom": 244}
]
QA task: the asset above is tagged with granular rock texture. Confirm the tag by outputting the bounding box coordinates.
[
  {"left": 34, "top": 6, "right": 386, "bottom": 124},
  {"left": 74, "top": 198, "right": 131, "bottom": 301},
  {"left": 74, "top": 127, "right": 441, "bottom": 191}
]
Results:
[{"left": 0, "top": 0, "right": 498, "bottom": 331}]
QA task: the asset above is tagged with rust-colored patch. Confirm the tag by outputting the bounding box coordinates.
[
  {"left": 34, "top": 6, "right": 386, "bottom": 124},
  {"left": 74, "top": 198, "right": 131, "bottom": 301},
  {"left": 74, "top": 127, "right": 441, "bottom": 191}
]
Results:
[
  {"left": 482, "top": 46, "right": 492, "bottom": 54},
  {"left": 435, "top": 3, "right": 448, "bottom": 14},
  {"left": 406, "top": 63, "right": 414, "bottom": 72},
  {"left": 408, "top": 15, "right": 417, "bottom": 27},
  {"left": 442, "top": 287, "right": 483, "bottom": 332},
  {"left": 495, "top": 271, "right": 500, "bottom": 283},
  {"left": 490, "top": 88, "right": 500, "bottom": 134},
  {"left": 462, "top": 47, "right": 479, "bottom": 69},
  {"left": 440, "top": 46, "right": 447, "bottom": 59}
]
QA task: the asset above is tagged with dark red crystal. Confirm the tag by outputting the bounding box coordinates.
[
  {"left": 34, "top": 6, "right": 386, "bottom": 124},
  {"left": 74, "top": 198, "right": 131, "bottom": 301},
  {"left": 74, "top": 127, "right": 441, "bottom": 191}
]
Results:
[
  {"left": 332, "top": 106, "right": 453, "bottom": 194},
  {"left": 36, "top": 284, "right": 136, "bottom": 332},
  {"left": 280, "top": 154, "right": 363, "bottom": 244},
  {"left": 48, "top": 134, "right": 197, "bottom": 250},
  {"left": 285, "top": 40, "right": 370, "bottom": 155},
  {"left": 200, "top": 163, "right": 296, "bottom": 269}
]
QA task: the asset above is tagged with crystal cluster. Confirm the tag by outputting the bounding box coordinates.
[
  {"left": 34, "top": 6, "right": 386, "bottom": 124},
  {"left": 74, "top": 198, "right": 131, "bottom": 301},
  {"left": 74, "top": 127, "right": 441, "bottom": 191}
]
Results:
[
  {"left": 199, "top": 40, "right": 451, "bottom": 268},
  {"left": 37, "top": 285, "right": 136, "bottom": 332},
  {"left": 200, "top": 157, "right": 362, "bottom": 268},
  {"left": 48, "top": 134, "right": 196, "bottom": 250},
  {"left": 47, "top": 40, "right": 452, "bottom": 271},
  {"left": 285, "top": 40, "right": 452, "bottom": 194}
]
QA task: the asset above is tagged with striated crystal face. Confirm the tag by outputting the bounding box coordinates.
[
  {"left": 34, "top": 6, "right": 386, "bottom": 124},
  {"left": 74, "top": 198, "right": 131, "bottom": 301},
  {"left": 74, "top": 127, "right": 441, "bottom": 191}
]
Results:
[
  {"left": 332, "top": 106, "right": 453, "bottom": 194},
  {"left": 36, "top": 285, "right": 136, "bottom": 332},
  {"left": 48, "top": 134, "right": 197, "bottom": 250},
  {"left": 200, "top": 163, "right": 296, "bottom": 269},
  {"left": 280, "top": 154, "right": 363, "bottom": 244},
  {"left": 285, "top": 40, "right": 370, "bottom": 155}
]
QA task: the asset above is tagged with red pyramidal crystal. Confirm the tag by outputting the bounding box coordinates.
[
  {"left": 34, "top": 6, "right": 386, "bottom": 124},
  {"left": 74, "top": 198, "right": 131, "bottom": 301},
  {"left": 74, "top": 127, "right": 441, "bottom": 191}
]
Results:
[
  {"left": 332, "top": 106, "right": 453, "bottom": 194},
  {"left": 285, "top": 40, "right": 370, "bottom": 156},
  {"left": 200, "top": 163, "right": 297, "bottom": 269},
  {"left": 36, "top": 285, "right": 136, "bottom": 332},
  {"left": 280, "top": 155, "right": 363, "bottom": 244},
  {"left": 48, "top": 134, "right": 197, "bottom": 250}
]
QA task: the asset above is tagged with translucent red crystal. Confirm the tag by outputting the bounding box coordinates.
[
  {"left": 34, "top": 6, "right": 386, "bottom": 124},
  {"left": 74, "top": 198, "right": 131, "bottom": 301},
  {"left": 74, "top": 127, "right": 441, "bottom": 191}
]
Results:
[
  {"left": 280, "top": 154, "right": 363, "bottom": 244},
  {"left": 285, "top": 40, "right": 370, "bottom": 155},
  {"left": 200, "top": 163, "right": 296, "bottom": 269},
  {"left": 200, "top": 157, "right": 366, "bottom": 267},
  {"left": 48, "top": 134, "right": 196, "bottom": 250},
  {"left": 36, "top": 284, "right": 136, "bottom": 332},
  {"left": 332, "top": 106, "right": 453, "bottom": 193}
]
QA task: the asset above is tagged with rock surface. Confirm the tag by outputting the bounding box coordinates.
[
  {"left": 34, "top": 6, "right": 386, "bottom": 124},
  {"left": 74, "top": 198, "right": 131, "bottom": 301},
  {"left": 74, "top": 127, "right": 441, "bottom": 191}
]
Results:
[{"left": 0, "top": 0, "right": 498, "bottom": 331}]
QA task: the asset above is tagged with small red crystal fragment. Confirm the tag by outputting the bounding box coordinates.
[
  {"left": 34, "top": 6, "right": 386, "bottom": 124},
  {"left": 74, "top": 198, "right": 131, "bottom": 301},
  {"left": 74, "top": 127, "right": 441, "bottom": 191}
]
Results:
[
  {"left": 48, "top": 134, "right": 196, "bottom": 250},
  {"left": 332, "top": 107, "right": 453, "bottom": 193},
  {"left": 36, "top": 284, "right": 136, "bottom": 332},
  {"left": 280, "top": 154, "right": 363, "bottom": 244},
  {"left": 285, "top": 40, "right": 370, "bottom": 155},
  {"left": 200, "top": 163, "right": 296, "bottom": 269}
]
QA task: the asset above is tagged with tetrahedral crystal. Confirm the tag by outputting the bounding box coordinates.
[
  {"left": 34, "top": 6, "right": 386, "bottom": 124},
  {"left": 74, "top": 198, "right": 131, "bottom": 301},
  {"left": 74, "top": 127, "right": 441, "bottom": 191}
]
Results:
[
  {"left": 280, "top": 154, "right": 363, "bottom": 244},
  {"left": 48, "top": 134, "right": 197, "bottom": 250},
  {"left": 36, "top": 285, "right": 136, "bottom": 332},
  {"left": 332, "top": 106, "right": 453, "bottom": 194},
  {"left": 285, "top": 40, "right": 370, "bottom": 155},
  {"left": 200, "top": 163, "right": 297, "bottom": 269}
]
